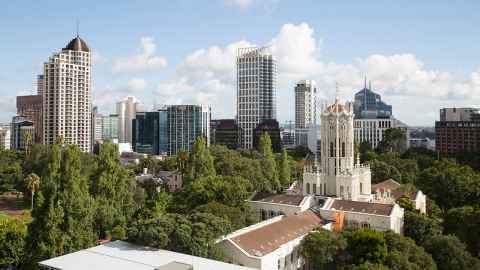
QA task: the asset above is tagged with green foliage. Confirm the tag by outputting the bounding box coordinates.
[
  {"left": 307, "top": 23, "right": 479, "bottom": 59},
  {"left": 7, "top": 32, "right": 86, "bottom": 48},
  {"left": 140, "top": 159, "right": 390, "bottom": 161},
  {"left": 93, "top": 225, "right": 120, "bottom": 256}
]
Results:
[
  {"left": 443, "top": 206, "right": 480, "bottom": 257},
  {"left": 257, "top": 132, "right": 280, "bottom": 192},
  {"left": 416, "top": 159, "right": 480, "bottom": 211},
  {"left": 404, "top": 211, "right": 442, "bottom": 246},
  {"left": 195, "top": 201, "right": 257, "bottom": 230},
  {"left": 396, "top": 195, "right": 416, "bottom": 212},
  {"left": 288, "top": 145, "right": 311, "bottom": 161},
  {"left": 351, "top": 262, "right": 390, "bottom": 270},
  {"left": 424, "top": 235, "right": 480, "bottom": 270},
  {"left": 345, "top": 229, "right": 388, "bottom": 265},
  {"left": 0, "top": 149, "right": 24, "bottom": 192},
  {"left": 376, "top": 128, "right": 408, "bottom": 154},
  {"left": 0, "top": 215, "right": 27, "bottom": 269},
  {"left": 301, "top": 229, "right": 347, "bottom": 270},
  {"left": 278, "top": 148, "right": 292, "bottom": 187},
  {"left": 185, "top": 137, "right": 216, "bottom": 183}
]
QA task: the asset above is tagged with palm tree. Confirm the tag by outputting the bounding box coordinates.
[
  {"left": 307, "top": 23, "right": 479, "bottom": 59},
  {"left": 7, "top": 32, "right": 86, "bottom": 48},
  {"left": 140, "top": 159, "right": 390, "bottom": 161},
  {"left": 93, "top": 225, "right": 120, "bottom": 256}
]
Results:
[{"left": 25, "top": 173, "right": 40, "bottom": 210}]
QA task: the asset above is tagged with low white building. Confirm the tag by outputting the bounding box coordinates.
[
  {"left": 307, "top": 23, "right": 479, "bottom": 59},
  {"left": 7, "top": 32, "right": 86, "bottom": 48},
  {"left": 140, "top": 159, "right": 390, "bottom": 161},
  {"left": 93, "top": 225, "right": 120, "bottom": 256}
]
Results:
[
  {"left": 246, "top": 193, "right": 315, "bottom": 220},
  {"left": 371, "top": 179, "right": 427, "bottom": 214},
  {"left": 39, "top": 240, "right": 254, "bottom": 270},
  {"left": 218, "top": 210, "right": 331, "bottom": 270},
  {"left": 320, "top": 198, "right": 404, "bottom": 234}
]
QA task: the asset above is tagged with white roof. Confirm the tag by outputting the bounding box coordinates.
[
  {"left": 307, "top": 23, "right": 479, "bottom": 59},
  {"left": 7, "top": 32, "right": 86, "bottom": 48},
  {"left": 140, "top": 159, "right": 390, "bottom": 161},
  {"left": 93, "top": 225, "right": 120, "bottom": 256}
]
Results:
[{"left": 39, "top": 240, "right": 255, "bottom": 270}]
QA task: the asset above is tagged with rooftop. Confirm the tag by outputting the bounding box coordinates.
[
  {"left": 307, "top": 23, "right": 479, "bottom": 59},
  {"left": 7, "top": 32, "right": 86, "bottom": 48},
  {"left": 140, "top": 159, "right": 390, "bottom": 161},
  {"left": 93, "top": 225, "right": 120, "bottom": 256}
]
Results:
[
  {"left": 330, "top": 200, "right": 394, "bottom": 216},
  {"left": 250, "top": 192, "right": 306, "bottom": 206},
  {"left": 230, "top": 210, "right": 324, "bottom": 257},
  {"left": 63, "top": 36, "right": 90, "bottom": 52},
  {"left": 371, "top": 179, "right": 401, "bottom": 192},
  {"left": 39, "top": 240, "right": 254, "bottom": 270}
]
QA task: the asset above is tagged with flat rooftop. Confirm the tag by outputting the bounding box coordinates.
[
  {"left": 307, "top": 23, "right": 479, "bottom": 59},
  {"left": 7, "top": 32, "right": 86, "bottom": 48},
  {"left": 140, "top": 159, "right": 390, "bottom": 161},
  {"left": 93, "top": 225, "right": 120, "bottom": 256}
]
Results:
[{"left": 39, "top": 240, "right": 254, "bottom": 270}]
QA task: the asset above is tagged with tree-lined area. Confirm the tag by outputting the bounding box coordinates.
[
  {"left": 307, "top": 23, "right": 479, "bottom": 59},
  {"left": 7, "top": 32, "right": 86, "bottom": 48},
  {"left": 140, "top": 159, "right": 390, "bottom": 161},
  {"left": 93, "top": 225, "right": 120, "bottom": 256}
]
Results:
[{"left": 0, "top": 129, "right": 479, "bottom": 269}]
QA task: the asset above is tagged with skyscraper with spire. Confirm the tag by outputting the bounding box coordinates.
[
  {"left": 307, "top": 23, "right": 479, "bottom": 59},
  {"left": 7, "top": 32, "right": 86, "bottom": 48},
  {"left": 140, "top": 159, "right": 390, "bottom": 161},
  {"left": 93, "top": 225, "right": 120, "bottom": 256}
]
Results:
[{"left": 43, "top": 33, "right": 92, "bottom": 152}]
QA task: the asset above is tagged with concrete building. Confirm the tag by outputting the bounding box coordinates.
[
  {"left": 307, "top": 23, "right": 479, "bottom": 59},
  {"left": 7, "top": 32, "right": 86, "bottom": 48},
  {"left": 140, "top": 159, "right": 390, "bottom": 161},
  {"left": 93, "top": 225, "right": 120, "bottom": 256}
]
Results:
[
  {"left": 132, "top": 110, "right": 168, "bottom": 155},
  {"left": 303, "top": 98, "right": 372, "bottom": 202},
  {"left": 354, "top": 118, "right": 408, "bottom": 150},
  {"left": 102, "top": 114, "right": 119, "bottom": 140},
  {"left": 436, "top": 107, "right": 480, "bottom": 155},
  {"left": 39, "top": 240, "right": 254, "bottom": 270},
  {"left": 16, "top": 94, "right": 43, "bottom": 143},
  {"left": 37, "top": 74, "right": 44, "bottom": 96},
  {"left": 246, "top": 193, "right": 316, "bottom": 221},
  {"left": 0, "top": 126, "right": 11, "bottom": 150},
  {"left": 371, "top": 179, "right": 426, "bottom": 214},
  {"left": 353, "top": 79, "right": 392, "bottom": 119},
  {"left": 158, "top": 170, "right": 183, "bottom": 192},
  {"left": 167, "top": 105, "right": 211, "bottom": 155},
  {"left": 320, "top": 198, "right": 404, "bottom": 233},
  {"left": 253, "top": 119, "right": 282, "bottom": 152},
  {"left": 92, "top": 106, "right": 103, "bottom": 144},
  {"left": 218, "top": 210, "right": 331, "bottom": 270},
  {"left": 211, "top": 119, "right": 241, "bottom": 149},
  {"left": 43, "top": 35, "right": 92, "bottom": 152},
  {"left": 236, "top": 47, "right": 277, "bottom": 149},
  {"left": 11, "top": 116, "right": 35, "bottom": 150},
  {"left": 294, "top": 80, "right": 317, "bottom": 148},
  {"left": 116, "top": 96, "right": 141, "bottom": 144}
]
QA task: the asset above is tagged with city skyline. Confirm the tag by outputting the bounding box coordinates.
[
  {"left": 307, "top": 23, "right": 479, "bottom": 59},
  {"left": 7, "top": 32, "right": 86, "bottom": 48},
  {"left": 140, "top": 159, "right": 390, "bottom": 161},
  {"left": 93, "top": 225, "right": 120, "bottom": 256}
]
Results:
[{"left": 1, "top": 1, "right": 480, "bottom": 126}]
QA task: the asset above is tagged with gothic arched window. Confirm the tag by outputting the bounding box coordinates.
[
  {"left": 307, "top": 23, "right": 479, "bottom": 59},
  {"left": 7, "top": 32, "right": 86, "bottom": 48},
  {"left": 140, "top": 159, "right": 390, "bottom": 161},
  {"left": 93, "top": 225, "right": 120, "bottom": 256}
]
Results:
[
  {"left": 342, "top": 142, "right": 346, "bottom": 157},
  {"left": 306, "top": 183, "right": 311, "bottom": 194},
  {"left": 330, "top": 142, "right": 334, "bottom": 157}
]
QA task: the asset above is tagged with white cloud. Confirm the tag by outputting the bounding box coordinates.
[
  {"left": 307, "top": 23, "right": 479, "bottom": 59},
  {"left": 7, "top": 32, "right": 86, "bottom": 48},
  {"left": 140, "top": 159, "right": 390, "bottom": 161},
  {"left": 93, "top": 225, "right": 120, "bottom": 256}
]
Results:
[
  {"left": 127, "top": 78, "right": 147, "bottom": 91},
  {"left": 91, "top": 51, "right": 107, "bottom": 65},
  {"left": 224, "top": 0, "right": 254, "bottom": 9},
  {"left": 152, "top": 22, "right": 480, "bottom": 126},
  {"left": 112, "top": 37, "right": 167, "bottom": 73}
]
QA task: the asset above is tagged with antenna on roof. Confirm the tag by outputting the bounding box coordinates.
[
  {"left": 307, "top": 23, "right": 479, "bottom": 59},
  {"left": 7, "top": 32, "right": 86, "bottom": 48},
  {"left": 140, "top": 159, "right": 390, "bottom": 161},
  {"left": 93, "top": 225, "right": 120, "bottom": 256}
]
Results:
[{"left": 76, "top": 19, "right": 79, "bottom": 37}]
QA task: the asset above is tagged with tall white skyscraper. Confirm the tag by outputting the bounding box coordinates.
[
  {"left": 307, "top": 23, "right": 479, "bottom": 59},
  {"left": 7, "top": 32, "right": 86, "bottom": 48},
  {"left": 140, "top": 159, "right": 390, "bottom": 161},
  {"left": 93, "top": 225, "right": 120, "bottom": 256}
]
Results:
[
  {"left": 116, "top": 96, "right": 141, "bottom": 144},
  {"left": 43, "top": 35, "right": 92, "bottom": 152},
  {"left": 236, "top": 47, "right": 277, "bottom": 149},
  {"left": 294, "top": 80, "right": 317, "bottom": 147}
]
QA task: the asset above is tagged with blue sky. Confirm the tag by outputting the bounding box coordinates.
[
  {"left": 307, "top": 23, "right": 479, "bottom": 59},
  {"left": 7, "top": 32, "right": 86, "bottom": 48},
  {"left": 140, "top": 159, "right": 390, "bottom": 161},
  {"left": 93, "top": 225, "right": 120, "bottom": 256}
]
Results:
[{"left": 1, "top": 0, "right": 480, "bottom": 125}]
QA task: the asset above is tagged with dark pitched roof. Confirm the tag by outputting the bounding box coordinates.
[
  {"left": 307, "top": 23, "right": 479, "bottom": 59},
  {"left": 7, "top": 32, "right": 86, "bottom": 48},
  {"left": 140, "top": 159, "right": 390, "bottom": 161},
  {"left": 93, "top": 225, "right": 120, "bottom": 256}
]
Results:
[
  {"left": 330, "top": 200, "right": 394, "bottom": 216},
  {"left": 63, "top": 36, "right": 90, "bottom": 52},
  {"left": 250, "top": 193, "right": 306, "bottom": 206},
  {"left": 231, "top": 210, "right": 323, "bottom": 257},
  {"left": 371, "top": 179, "right": 401, "bottom": 192}
]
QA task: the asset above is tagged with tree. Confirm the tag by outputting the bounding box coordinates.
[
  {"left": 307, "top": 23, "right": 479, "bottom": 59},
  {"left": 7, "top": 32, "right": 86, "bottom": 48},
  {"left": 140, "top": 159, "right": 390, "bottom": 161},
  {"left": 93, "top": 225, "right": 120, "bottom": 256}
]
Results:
[
  {"left": 424, "top": 235, "right": 480, "bottom": 270},
  {"left": 0, "top": 215, "right": 26, "bottom": 269},
  {"left": 25, "top": 173, "right": 40, "bottom": 210},
  {"left": 351, "top": 262, "right": 389, "bottom": 270},
  {"left": 376, "top": 128, "right": 407, "bottom": 154},
  {"left": 345, "top": 229, "right": 388, "bottom": 265},
  {"left": 195, "top": 201, "right": 257, "bottom": 230},
  {"left": 278, "top": 148, "right": 291, "bottom": 187},
  {"left": 369, "top": 159, "right": 401, "bottom": 184},
  {"left": 257, "top": 132, "right": 280, "bottom": 191},
  {"left": 185, "top": 137, "right": 216, "bottom": 183},
  {"left": 403, "top": 211, "right": 442, "bottom": 246},
  {"left": 444, "top": 206, "right": 480, "bottom": 257},
  {"left": 301, "top": 229, "right": 347, "bottom": 270},
  {"left": 396, "top": 195, "right": 416, "bottom": 212}
]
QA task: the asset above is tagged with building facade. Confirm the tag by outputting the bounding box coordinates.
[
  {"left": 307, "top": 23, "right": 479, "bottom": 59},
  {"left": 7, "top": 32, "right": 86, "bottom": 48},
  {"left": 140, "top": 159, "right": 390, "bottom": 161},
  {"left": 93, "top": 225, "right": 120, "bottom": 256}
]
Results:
[
  {"left": 11, "top": 116, "right": 34, "bottom": 150},
  {"left": 303, "top": 99, "right": 372, "bottom": 202},
  {"left": 167, "top": 105, "right": 210, "bottom": 155},
  {"left": 91, "top": 106, "right": 103, "bottom": 145},
  {"left": 116, "top": 96, "right": 141, "bottom": 144},
  {"left": 132, "top": 110, "right": 168, "bottom": 155},
  {"left": 43, "top": 35, "right": 92, "bottom": 152},
  {"left": 353, "top": 118, "right": 408, "bottom": 149},
  {"left": 102, "top": 114, "right": 119, "bottom": 140},
  {"left": 211, "top": 119, "right": 241, "bottom": 149},
  {"left": 16, "top": 95, "right": 43, "bottom": 143},
  {"left": 37, "top": 74, "right": 44, "bottom": 96},
  {"left": 0, "top": 127, "right": 11, "bottom": 150},
  {"left": 435, "top": 108, "right": 480, "bottom": 155},
  {"left": 294, "top": 80, "right": 317, "bottom": 147},
  {"left": 353, "top": 80, "right": 392, "bottom": 119},
  {"left": 236, "top": 47, "right": 277, "bottom": 149},
  {"left": 253, "top": 119, "right": 282, "bottom": 152}
]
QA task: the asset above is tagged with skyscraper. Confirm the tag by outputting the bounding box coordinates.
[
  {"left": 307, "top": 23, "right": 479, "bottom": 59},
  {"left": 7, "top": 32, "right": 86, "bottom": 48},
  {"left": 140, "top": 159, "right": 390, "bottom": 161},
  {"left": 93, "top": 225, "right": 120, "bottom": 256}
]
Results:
[
  {"left": 116, "top": 96, "right": 141, "bottom": 144},
  {"left": 353, "top": 79, "right": 392, "bottom": 119},
  {"left": 102, "top": 114, "right": 119, "bottom": 141},
  {"left": 43, "top": 35, "right": 92, "bottom": 152},
  {"left": 17, "top": 94, "right": 42, "bottom": 143},
  {"left": 37, "top": 74, "right": 44, "bottom": 96},
  {"left": 11, "top": 116, "right": 35, "bottom": 150},
  {"left": 236, "top": 47, "right": 277, "bottom": 149},
  {"left": 294, "top": 80, "right": 317, "bottom": 147},
  {"left": 91, "top": 106, "right": 103, "bottom": 144}
]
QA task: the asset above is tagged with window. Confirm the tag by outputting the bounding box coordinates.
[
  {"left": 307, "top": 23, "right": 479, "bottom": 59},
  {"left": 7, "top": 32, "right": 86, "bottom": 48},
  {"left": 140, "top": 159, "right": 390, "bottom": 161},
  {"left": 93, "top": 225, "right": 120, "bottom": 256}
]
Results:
[
  {"left": 306, "top": 183, "right": 310, "bottom": 194},
  {"left": 360, "top": 183, "right": 363, "bottom": 193},
  {"left": 342, "top": 142, "right": 346, "bottom": 157},
  {"left": 313, "top": 184, "right": 317, "bottom": 195},
  {"left": 330, "top": 142, "right": 334, "bottom": 157}
]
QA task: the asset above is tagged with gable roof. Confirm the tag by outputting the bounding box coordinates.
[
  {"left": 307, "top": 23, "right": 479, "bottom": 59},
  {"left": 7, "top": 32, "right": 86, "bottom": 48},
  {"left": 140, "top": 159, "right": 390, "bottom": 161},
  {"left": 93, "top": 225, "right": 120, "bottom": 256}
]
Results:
[
  {"left": 230, "top": 210, "right": 323, "bottom": 257},
  {"left": 371, "top": 179, "right": 401, "bottom": 192},
  {"left": 330, "top": 200, "right": 393, "bottom": 216},
  {"left": 250, "top": 192, "right": 306, "bottom": 206}
]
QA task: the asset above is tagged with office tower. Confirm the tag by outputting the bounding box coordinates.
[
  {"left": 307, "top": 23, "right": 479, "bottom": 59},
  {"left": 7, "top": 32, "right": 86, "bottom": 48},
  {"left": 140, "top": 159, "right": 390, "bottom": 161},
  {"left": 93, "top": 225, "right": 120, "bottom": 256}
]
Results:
[
  {"left": 294, "top": 80, "right": 317, "bottom": 147},
  {"left": 43, "top": 35, "right": 92, "bottom": 152},
  {"left": 37, "top": 74, "right": 44, "bottom": 96},
  {"left": 167, "top": 105, "right": 211, "bottom": 155},
  {"left": 16, "top": 95, "right": 43, "bottom": 143},
  {"left": 253, "top": 119, "right": 282, "bottom": 152},
  {"left": 0, "top": 126, "right": 10, "bottom": 150},
  {"left": 116, "top": 96, "right": 141, "bottom": 144},
  {"left": 236, "top": 47, "right": 277, "bottom": 149},
  {"left": 436, "top": 107, "right": 480, "bottom": 155},
  {"left": 132, "top": 110, "right": 168, "bottom": 155},
  {"left": 352, "top": 80, "right": 407, "bottom": 149},
  {"left": 91, "top": 106, "right": 103, "bottom": 144},
  {"left": 211, "top": 119, "right": 241, "bottom": 149},
  {"left": 11, "top": 116, "right": 35, "bottom": 150},
  {"left": 102, "top": 114, "right": 119, "bottom": 140}
]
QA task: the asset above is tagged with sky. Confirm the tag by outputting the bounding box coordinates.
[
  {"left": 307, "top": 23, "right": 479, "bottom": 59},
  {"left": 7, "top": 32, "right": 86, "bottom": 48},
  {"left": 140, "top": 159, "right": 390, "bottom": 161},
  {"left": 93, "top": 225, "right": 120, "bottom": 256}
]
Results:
[{"left": 1, "top": 0, "right": 480, "bottom": 126}]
